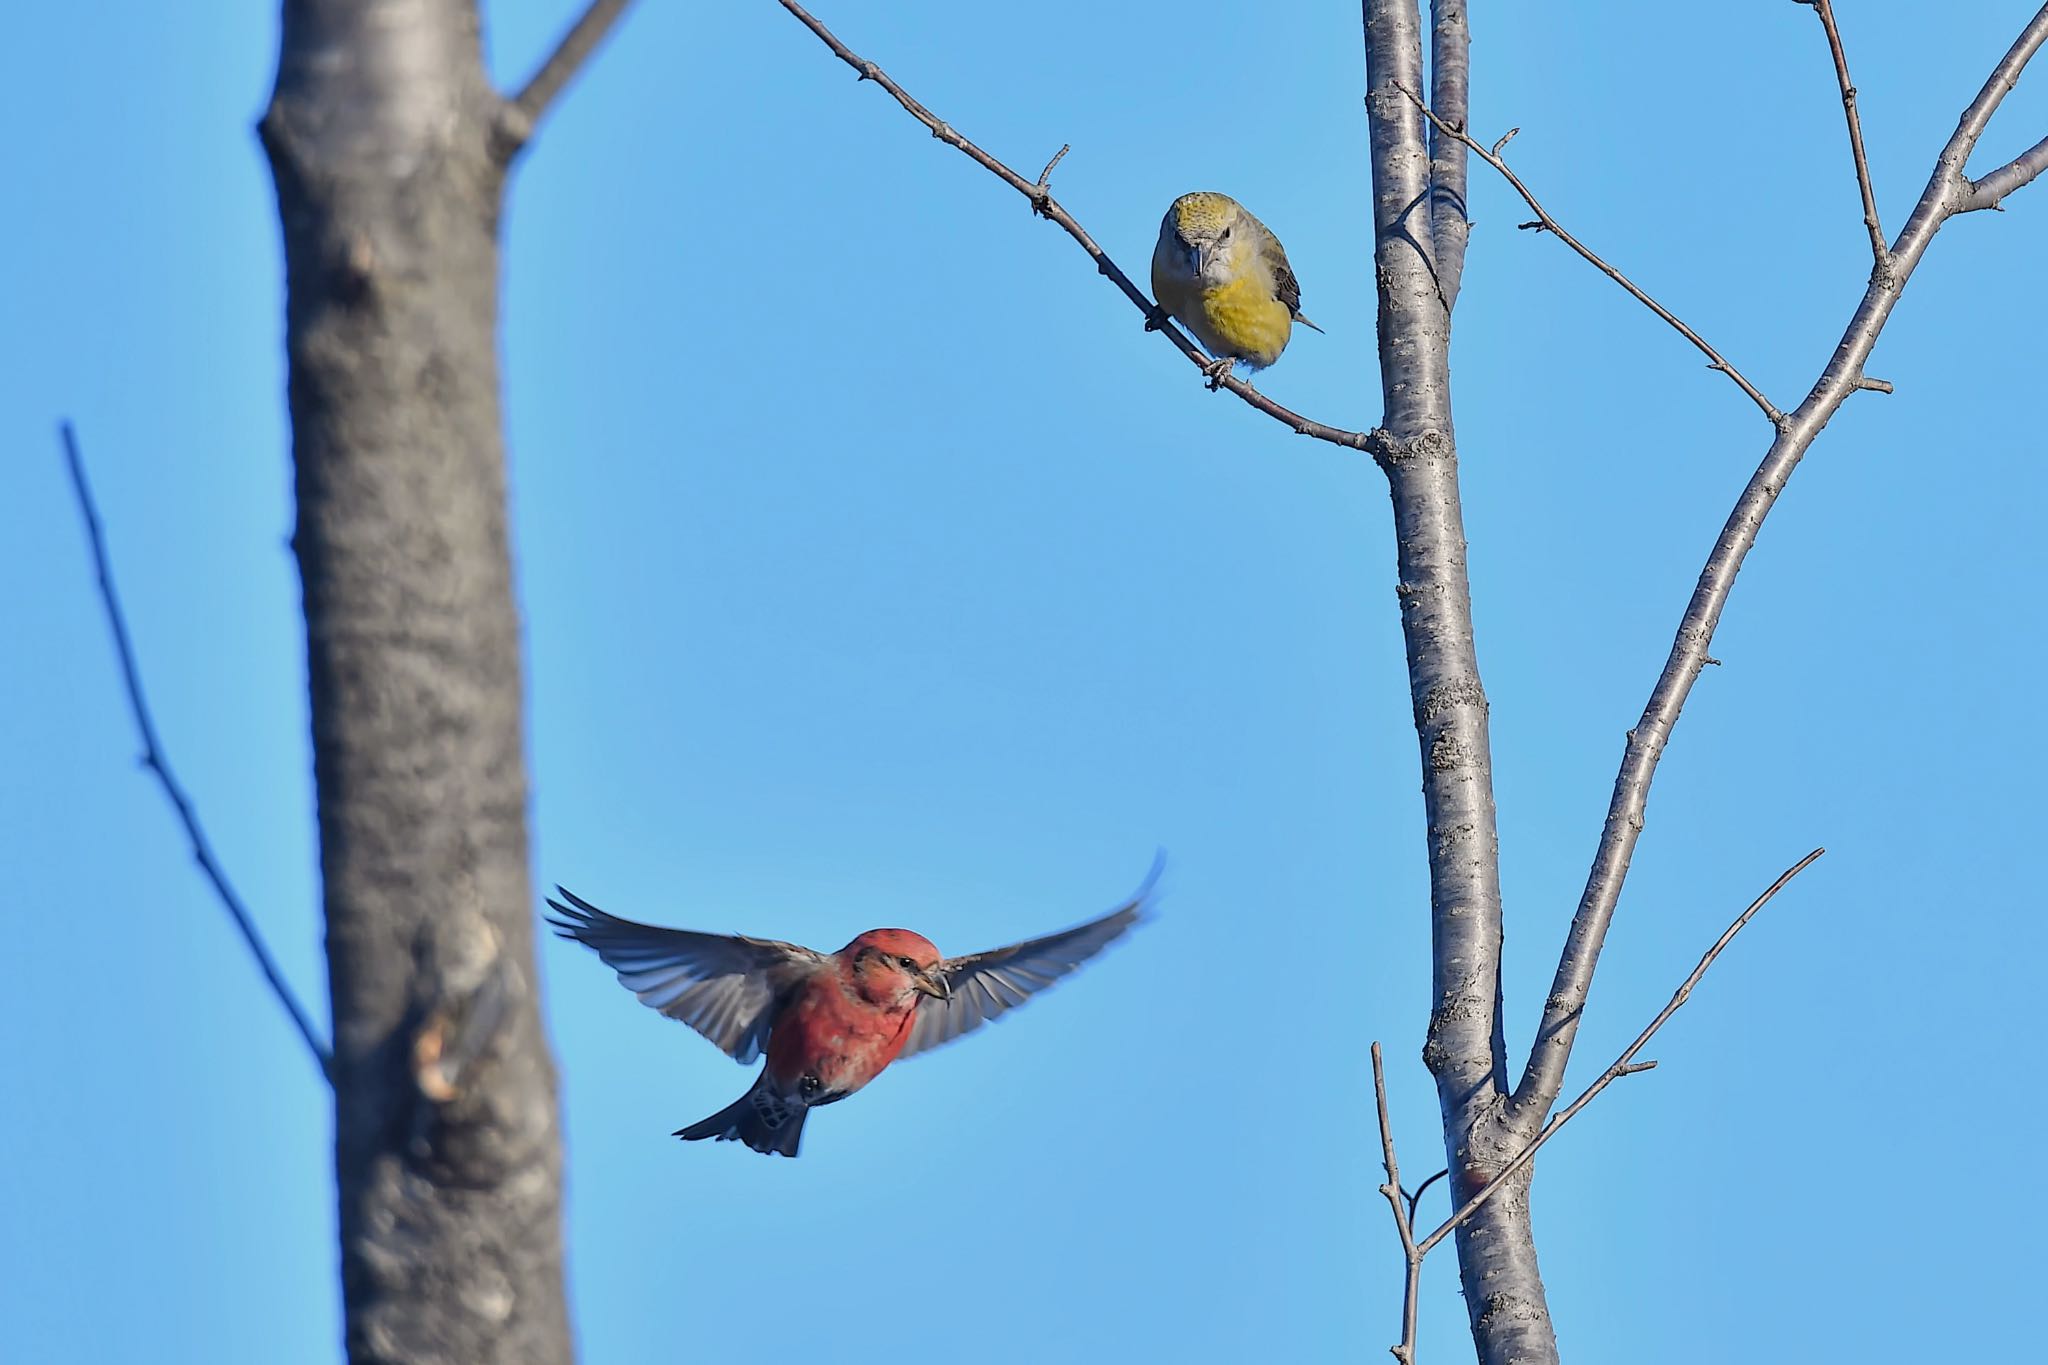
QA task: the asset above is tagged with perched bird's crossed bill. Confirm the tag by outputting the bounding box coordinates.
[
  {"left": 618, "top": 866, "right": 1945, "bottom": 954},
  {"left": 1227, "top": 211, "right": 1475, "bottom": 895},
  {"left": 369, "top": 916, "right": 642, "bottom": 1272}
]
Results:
[
  {"left": 549, "top": 857, "right": 1159, "bottom": 1156},
  {"left": 1151, "top": 191, "right": 1322, "bottom": 381}
]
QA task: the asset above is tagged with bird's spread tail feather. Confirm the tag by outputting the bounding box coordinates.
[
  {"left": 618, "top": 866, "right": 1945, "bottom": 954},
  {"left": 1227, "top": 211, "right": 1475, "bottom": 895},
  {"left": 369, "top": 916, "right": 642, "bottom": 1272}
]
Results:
[{"left": 675, "top": 1077, "right": 807, "bottom": 1157}]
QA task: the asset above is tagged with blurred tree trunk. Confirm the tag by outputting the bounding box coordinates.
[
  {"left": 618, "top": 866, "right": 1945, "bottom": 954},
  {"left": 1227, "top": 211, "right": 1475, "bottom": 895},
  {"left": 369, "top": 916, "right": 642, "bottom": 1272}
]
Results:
[{"left": 259, "top": 2, "right": 575, "bottom": 1360}]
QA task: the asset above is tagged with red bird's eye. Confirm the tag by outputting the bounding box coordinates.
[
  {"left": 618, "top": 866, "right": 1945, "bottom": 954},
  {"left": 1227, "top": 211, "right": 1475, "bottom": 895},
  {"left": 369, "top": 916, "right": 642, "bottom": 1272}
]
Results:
[{"left": 898, "top": 956, "right": 916, "bottom": 969}]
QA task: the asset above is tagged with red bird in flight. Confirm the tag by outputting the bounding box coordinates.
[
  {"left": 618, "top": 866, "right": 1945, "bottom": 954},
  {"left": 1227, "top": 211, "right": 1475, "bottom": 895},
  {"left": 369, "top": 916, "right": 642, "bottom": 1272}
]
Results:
[{"left": 548, "top": 858, "right": 1158, "bottom": 1156}]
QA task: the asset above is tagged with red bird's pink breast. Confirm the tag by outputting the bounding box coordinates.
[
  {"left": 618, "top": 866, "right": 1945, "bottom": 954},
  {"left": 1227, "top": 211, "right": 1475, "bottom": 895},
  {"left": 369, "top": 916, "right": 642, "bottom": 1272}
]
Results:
[{"left": 764, "top": 972, "right": 919, "bottom": 1099}]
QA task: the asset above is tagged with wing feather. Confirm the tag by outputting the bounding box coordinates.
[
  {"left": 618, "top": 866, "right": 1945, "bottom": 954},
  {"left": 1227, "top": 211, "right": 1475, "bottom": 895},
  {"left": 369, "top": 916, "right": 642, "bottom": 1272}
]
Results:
[
  {"left": 1275, "top": 257, "right": 1304, "bottom": 317},
  {"left": 898, "top": 856, "right": 1161, "bottom": 1061},
  {"left": 547, "top": 888, "right": 827, "bottom": 1064}
]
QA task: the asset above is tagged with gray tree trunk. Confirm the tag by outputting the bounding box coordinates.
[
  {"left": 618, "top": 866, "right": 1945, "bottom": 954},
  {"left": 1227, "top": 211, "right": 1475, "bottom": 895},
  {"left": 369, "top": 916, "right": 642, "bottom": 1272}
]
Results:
[
  {"left": 259, "top": 2, "right": 574, "bottom": 1360},
  {"left": 1362, "top": 2, "right": 1559, "bottom": 1360}
]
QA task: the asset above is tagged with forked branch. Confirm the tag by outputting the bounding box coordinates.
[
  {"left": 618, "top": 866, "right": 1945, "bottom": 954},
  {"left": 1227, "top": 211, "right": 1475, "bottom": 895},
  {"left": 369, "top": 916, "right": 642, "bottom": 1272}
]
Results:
[
  {"left": 1425, "top": 850, "right": 1822, "bottom": 1256},
  {"left": 1372, "top": 852, "right": 1821, "bottom": 1361},
  {"left": 1962, "top": 131, "right": 2048, "bottom": 210}
]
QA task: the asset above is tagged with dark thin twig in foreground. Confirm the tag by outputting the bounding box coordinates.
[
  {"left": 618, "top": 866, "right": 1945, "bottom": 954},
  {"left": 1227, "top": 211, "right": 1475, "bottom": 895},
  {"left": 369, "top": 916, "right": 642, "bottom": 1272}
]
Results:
[
  {"left": 1414, "top": 849, "right": 1825, "bottom": 1257},
  {"left": 774, "top": 0, "right": 1376, "bottom": 453},
  {"left": 61, "top": 422, "right": 333, "bottom": 1084},
  {"left": 1394, "top": 82, "right": 1783, "bottom": 426},
  {"left": 1800, "top": 0, "right": 1888, "bottom": 265}
]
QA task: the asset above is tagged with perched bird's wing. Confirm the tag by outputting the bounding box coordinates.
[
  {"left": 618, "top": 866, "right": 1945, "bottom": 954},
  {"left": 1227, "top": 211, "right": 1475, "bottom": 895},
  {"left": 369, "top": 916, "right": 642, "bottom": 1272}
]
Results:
[
  {"left": 1273, "top": 255, "right": 1304, "bottom": 317},
  {"left": 548, "top": 888, "right": 828, "bottom": 1064},
  {"left": 1258, "top": 221, "right": 1323, "bottom": 332},
  {"left": 1271, "top": 253, "right": 1323, "bottom": 331},
  {"left": 898, "top": 856, "right": 1161, "bottom": 1061}
]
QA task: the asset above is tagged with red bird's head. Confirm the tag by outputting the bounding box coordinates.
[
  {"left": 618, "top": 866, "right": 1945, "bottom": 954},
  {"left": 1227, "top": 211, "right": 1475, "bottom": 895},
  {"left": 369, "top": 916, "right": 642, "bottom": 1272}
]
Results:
[{"left": 840, "top": 928, "right": 951, "bottom": 1009}]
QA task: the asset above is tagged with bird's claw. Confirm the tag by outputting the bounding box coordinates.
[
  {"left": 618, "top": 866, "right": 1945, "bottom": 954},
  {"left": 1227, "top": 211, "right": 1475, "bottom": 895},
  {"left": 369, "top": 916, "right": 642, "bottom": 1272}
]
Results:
[{"left": 1201, "top": 356, "right": 1236, "bottom": 390}]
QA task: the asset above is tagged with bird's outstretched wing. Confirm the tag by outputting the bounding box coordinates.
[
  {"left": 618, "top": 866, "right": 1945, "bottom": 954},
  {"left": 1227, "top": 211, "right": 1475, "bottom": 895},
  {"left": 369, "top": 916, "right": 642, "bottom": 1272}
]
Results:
[
  {"left": 547, "top": 888, "right": 828, "bottom": 1065},
  {"left": 898, "top": 855, "right": 1161, "bottom": 1061}
]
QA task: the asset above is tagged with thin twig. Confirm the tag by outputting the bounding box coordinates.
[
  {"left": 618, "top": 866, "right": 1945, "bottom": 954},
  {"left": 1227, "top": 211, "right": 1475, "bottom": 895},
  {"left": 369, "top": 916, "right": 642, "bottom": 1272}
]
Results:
[
  {"left": 60, "top": 423, "right": 334, "bottom": 1083},
  {"left": 1800, "top": 1, "right": 1888, "bottom": 264},
  {"left": 1414, "top": 850, "right": 1822, "bottom": 1258},
  {"left": 1405, "top": 1168, "right": 1448, "bottom": 1226},
  {"left": 1035, "top": 143, "right": 1070, "bottom": 190},
  {"left": 774, "top": 0, "right": 1376, "bottom": 452},
  {"left": 1371, "top": 1043, "right": 1422, "bottom": 1365},
  {"left": 1394, "top": 82, "right": 1783, "bottom": 426},
  {"left": 1517, "top": 1, "right": 2048, "bottom": 1123},
  {"left": 499, "top": 0, "right": 635, "bottom": 152}
]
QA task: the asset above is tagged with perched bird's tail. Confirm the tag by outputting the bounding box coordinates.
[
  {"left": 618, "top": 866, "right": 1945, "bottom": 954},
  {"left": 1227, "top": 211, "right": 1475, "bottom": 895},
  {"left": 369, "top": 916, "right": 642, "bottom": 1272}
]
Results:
[
  {"left": 675, "top": 1075, "right": 807, "bottom": 1157},
  {"left": 1293, "top": 313, "right": 1325, "bottom": 334}
]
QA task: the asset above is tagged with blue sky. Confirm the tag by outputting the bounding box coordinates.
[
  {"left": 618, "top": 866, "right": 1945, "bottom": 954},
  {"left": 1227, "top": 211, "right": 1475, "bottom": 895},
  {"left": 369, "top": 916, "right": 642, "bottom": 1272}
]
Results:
[{"left": 4, "top": 2, "right": 2044, "bottom": 1361}]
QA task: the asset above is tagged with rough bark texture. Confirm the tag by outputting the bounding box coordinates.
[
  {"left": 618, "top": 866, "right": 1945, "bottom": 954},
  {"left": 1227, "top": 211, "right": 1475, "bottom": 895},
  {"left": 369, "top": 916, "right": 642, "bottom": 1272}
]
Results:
[
  {"left": 1362, "top": 2, "right": 1558, "bottom": 1360},
  {"left": 260, "top": 2, "right": 572, "bottom": 1361}
]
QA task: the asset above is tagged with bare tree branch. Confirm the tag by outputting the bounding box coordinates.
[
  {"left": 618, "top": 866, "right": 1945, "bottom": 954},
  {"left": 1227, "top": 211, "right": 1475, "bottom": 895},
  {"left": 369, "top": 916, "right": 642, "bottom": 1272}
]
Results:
[
  {"left": 773, "top": 0, "right": 1376, "bottom": 452},
  {"left": 1396, "top": 83, "right": 1783, "bottom": 425},
  {"left": 1799, "top": 0, "right": 1888, "bottom": 264},
  {"left": 499, "top": 0, "right": 635, "bottom": 153},
  {"left": 1427, "top": 0, "right": 1471, "bottom": 313},
  {"left": 1517, "top": 3, "right": 2048, "bottom": 1120},
  {"left": 1419, "top": 850, "right": 1824, "bottom": 1257},
  {"left": 1371, "top": 1042, "right": 1423, "bottom": 1365},
  {"left": 59, "top": 421, "right": 334, "bottom": 1084},
  {"left": 1963, "top": 130, "right": 2048, "bottom": 210},
  {"left": 1944, "top": 8, "right": 2048, "bottom": 153}
]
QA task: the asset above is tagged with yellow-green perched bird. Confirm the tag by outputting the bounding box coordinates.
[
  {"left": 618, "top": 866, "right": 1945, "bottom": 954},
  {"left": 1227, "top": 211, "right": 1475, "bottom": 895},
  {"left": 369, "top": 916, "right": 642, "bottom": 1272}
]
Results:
[{"left": 1151, "top": 191, "right": 1322, "bottom": 383}]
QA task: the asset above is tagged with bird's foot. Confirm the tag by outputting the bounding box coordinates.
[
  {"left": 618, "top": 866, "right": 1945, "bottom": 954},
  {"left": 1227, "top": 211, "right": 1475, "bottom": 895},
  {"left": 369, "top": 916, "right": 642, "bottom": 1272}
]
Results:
[{"left": 1202, "top": 356, "right": 1236, "bottom": 390}]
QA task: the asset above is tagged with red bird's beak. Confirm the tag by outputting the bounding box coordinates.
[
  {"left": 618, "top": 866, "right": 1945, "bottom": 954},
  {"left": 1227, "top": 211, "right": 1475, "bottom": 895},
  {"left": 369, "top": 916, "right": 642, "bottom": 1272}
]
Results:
[{"left": 914, "top": 969, "right": 950, "bottom": 1001}]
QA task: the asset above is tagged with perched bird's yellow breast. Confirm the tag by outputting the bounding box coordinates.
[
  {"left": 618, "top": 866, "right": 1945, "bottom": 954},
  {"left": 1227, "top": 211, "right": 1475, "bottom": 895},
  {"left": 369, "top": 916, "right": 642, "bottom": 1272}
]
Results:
[
  {"left": 1150, "top": 191, "right": 1318, "bottom": 375},
  {"left": 1189, "top": 268, "right": 1295, "bottom": 371}
]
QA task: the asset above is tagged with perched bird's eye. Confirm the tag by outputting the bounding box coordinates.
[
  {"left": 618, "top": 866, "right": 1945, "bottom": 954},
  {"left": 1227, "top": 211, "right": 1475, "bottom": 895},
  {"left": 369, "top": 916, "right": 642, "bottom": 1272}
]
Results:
[
  {"left": 1218, "top": 225, "right": 1232, "bottom": 241},
  {"left": 898, "top": 955, "right": 917, "bottom": 970}
]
